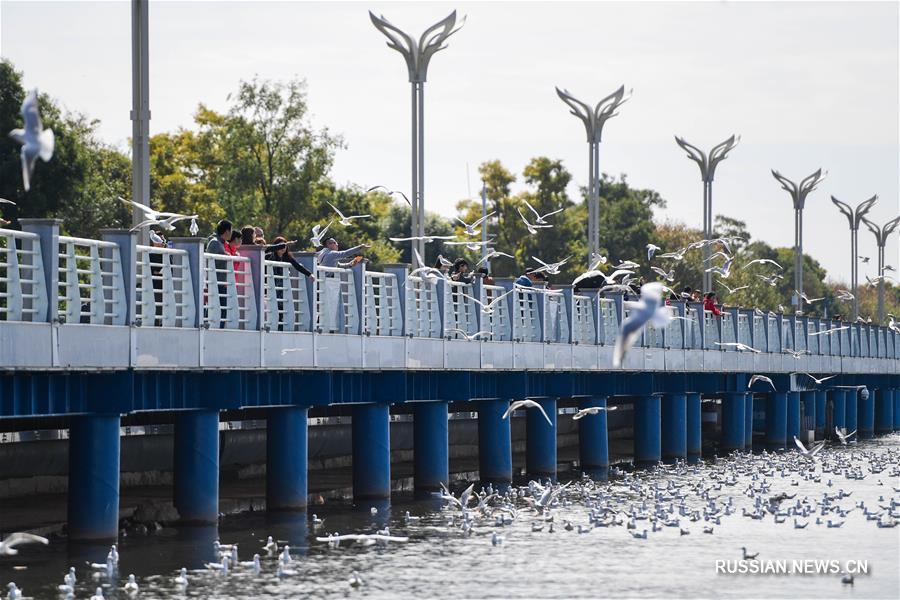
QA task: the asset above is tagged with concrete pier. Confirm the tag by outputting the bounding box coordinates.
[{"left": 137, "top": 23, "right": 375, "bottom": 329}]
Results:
[
  {"left": 173, "top": 409, "right": 220, "bottom": 524},
  {"left": 67, "top": 414, "right": 121, "bottom": 540},
  {"left": 815, "top": 390, "right": 826, "bottom": 438},
  {"left": 744, "top": 393, "right": 754, "bottom": 450},
  {"left": 845, "top": 390, "right": 859, "bottom": 436},
  {"left": 831, "top": 389, "right": 846, "bottom": 432},
  {"left": 857, "top": 388, "right": 874, "bottom": 440},
  {"left": 686, "top": 393, "right": 702, "bottom": 460},
  {"left": 874, "top": 389, "right": 893, "bottom": 435},
  {"left": 661, "top": 393, "right": 687, "bottom": 462},
  {"left": 413, "top": 401, "right": 449, "bottom": 493},
  {"left": 721, "top": 392, "right": 746, "bottom": 453},
  {"left": 766, "top": 392, "right": 787, "bottom": 450},
  {"left": 266, "top": 406, "right": 308, "bottom": 510},
  {"left": 577, "top": 396, "right": 609, "bottom": 479},
  {"left": 787, "top": 392, "right": 801, "bottom": 442},
  {"left": 351, "top": 403, "right": 391, "bottom": 500},
  {"left": 478, "top": 399, "right": 513, "bottom": 484},
  {"left": 633, "top": 395, "right": 661, "bottom": 465},
  {"left": 526, "top": 398, "right": 557, "bottom": 480}
]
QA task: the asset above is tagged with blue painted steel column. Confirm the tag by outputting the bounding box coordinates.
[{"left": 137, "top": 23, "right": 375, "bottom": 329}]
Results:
[
  {"left": 174, "top": 410, "right": 220, "bottom": 523},
  {"left": 633, "top": 395, "right": 661, "bottom": 465},
  {"left": 787, "top": 391, "right": 801, "bottom": 442},
  {"left": 815, "top": 391, "right": 826, "bottom": 439},
  {"left": 68, "top": 414, "right": 121, "bottom": 540},
  {"left": 801, "top": 391, "right": 816, "bottom": 440},
  {"left": 578, "top": 396, "right": 609, "bottom": 479},
  {"left": 266, "top": 406, "right": 308, "bottom": 510},
  {"left": 413, "top": 401, "right": 449, "bottom": 493},
  {"left": 893, "top": 390, "right": 900, "bottom": 431},
  {"left": 478, "top": 399, "right": 512, "bottom": 484},
  {"left": 687, "top": 393, "right": 702, "bottom": 460},
  {"left": 857, "top": 388, "right": 874, "bottom": 440},
  {"left": 720, "top": 393, "right": 746, "bottom": 453},
  {"left": 526, "top": 398, "right": 557, "bottom": 480},
  {"left": 874, "top": 389, "right": 893, "bottom": 435},
  {"left": 351, "top": 403, "right": 391, "bottom": 500},
  {"left": 661, "top": 394, "right": 687, "bottom": 462},
  {"left": 745, "top": 393, "right": 754, "bottom": 451},
  {"left": 831, "top": 389, "right": 846, "bottom": 432},
  {"left": 766, "top": 393, "right": 787, "bottom": 450},
  {"left": 845, "top": 390, "right": 858, "bottom": 436}
]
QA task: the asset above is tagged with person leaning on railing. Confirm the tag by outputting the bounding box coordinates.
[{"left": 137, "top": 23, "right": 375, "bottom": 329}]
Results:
[
  {"left": 316, "top": 237, "right": 370, "bottom": 269},
  {"left": 206, "top": 219, "right": 233, "bottom": 328},
  {"left": 266, "top": 237, "right": 314, "bottom": 331},
  {"left": 704, "top": 291, "right": 722, "bottom": 316}
]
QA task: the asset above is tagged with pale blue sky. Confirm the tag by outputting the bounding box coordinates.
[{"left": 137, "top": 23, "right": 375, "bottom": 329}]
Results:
[{"left": 1, "top": 1, "right": 897, "bottom": 282}]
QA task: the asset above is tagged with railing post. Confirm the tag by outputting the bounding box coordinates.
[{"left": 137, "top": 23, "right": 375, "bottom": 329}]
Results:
[
  {"left": 558, "top": 284, "right": 574, "bottom": 344},
  {"left": 435, "top": 276, "right": 448, "bottom": 337},
  {"left": 533, "top": 283, "right": 546, "bottom": 343},
  {"left": 472, "top": 273, "right": 484, "bottom": 334},
  {"left": 384, "top": 263, "right": 410, "bottom": 336},
  {"left": 689, "top": 301, "right": 704, "bottom": 348},
  {"left": 237, "top": 244, "right": 265, "bottom": 331},
  {"left": 294, "top": 251, "right": 317, "bottom": 330},
  {"left": 19, "top": 218, "right": 61, "bottom": 322},
  {"left": 100, "top": 229, "right": 136, "bottom": 326},
  {"left": 581, "top": 289, "right": 602, "bottom": 344},
  {"left": 350, "top": 261, "right": 365, "bottom": 335},
  {"left": 169, "top": 238, "right": 204, "bottom": 328}
]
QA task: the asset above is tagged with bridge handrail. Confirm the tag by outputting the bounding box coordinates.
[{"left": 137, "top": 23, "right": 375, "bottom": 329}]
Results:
[
  {"left": 543, "top": 290, "right": 569, "bottom": 343},
  {"left": 511, "top": 285, "right": 541, "bottom": 342},
  {"left": 203, "top": 252, "right": 256, "bottom": 330},
  {"left": 264, "top": 260, "right": 311, "bottom": 332},
  {"left": 58, "top": 235, "right": 127, "bottom": 325},
  {"left": 0, "top": 229, "right": 47, "bottom": 323},
  {"left": 443, "top": 279, "right": 479, "bottom": 339},
  {"left": 598, "top": 297, "right": 619, "bottom": 346},
  {"left": 363, "top": 270, "right": 402, "bottom": 336},
  {"left": 405, "top": 274, "right": 441, "bottom": 338},
  {"left": 315, "top": 265, "right": 359, "bottom": 334},
  {"left": 135, "top": 245, "right": 195, "bottom": 328},
  {"left": 571, "top": 293, "right": 595, "bottom": 345},
  {"left": 481, "top": 283, "right": 511, "bottom": 341}
]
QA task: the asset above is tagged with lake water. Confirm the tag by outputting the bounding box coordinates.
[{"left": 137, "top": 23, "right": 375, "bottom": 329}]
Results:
[{"left": 3, "top": 436, "right": 899, "bottom": 599}]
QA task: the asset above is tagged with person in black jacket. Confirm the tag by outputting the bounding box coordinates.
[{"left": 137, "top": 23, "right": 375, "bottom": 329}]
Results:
[{"left": 266, "top": 237, "right": 314, "bottom": 331}]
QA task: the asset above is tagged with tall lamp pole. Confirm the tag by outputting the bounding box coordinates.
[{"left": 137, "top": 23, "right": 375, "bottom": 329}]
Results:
[
  {"left": 771, "top": 168, "right": 826, "bottom": 308},
  {"left": 674, "top": 135, "right": 740, "bottom": 293},
  {"left": 862, "top": 215, "right": 900, "bottom": 323},
  {"left": 831, "top": 195, "right": 878, "bottom": 321},
  {"left": 480, "top": 181, "right": 489, "bottom": 269},
  {"left": 370, "top": 11, "right": 465, "bottom": 263},
  {"left": 556, "top": 86, "right": 631, "bottom": 267},
  {"left": 131, "top": 0, "right": 150, "bottom": 242}
]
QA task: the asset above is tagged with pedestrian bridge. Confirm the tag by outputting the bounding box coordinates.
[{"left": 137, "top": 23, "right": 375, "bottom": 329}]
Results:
[{"left": 1, "top": 220, "right": 898, "bottom": 542}]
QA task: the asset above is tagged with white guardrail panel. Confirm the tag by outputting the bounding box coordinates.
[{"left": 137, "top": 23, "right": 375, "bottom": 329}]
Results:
[
  {"left": 443, "top": 280, "right": 478, "bottom": 339},
  {"left": 314, "top": 265, "right": 357, "bottom": 334},
  {"left": 364, "top": 271, "right": 402, "bottom": 336},
  {"left": 135, "top": 245, "right": 195, "bottom": 327},
  {"left": 0, "top": 228, "right": 47, "bottom": 322},
  {"left": 58, "top": 235, "right": 126, "bottom": 325},
  {"left": 571, "top": 294, "right": 595, "bottom": 345},
  {"left": 543, "top": 291, "right": 569, "bottom": 343},
  {"left": 512, "top": 286, "right": 541, "bottom": 342},
  {"left": 264, "top": 260, "right": 311, "bottom": 332},
  {"left": 204, "top": 253, "right": 256, "bottom": 330},
  {"left": 598, "top": 298, "right": 618, "bottom": 346},
  {"left": 482, "top": 284, "right": 512, "bottom": 341},
  {"left": 405, "top": 275, "right": 441, "bottom": 338},
  {"left": 704, "top": 311, "right": 720, "bottom": 349}
]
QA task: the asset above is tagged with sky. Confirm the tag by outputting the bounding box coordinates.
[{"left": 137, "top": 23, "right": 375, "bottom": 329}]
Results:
[{"left": 1, "top": 0, "right": 898, "bottom": 282}]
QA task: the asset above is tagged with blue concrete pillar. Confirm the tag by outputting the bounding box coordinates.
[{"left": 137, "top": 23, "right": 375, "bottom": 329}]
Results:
[
  {"left": 766, "top": 393, "right": 787, "bottom": 450},
  {"left": 478, "top": 399, "right": 512, "bottom": 484},
  {"left": 893, "top": 390, "right": 900, "bottom": 431},
  {"left": 815, "top": 391, "right": 826, "bottom": 437},
  {"left": 745, "top": 393, "right": 754, "bottom": 451},
  {"left": 857, "top": 388, "right": 874, "bottom": 440},
  {"left": 831, "top": 389, "right": 846, "bottom": 433},
  {"left": 661, "top": 393, "right": 687, "bottom": 462},
  {"left": 845, "top": 390, "right": 858, "bottom": 436},
  {"left": 526, "top": 398, "right": 557, "bottom": 479},
  {"left": 787, "top": 391, "right": 801, "bottom": 442},
  {"left": 266, "top": 406, "right": 308, "bottom": 510},
  {"left": 687, "top": 393, "right": 702, "bottom": 459},
  {"left": 174, "top": 410, "right": 220, "bottom": 523},
  {"left": 801, "top": 391, "right": 816, "bottom": 440},
  {"left": 720, "top": 393, "right": 746, "bottom": 453},
  {"left": 351, "top": 403, "right": 391, "bottom": 500},
  {"left": 577, "top": 396, "right": 609, "bottom": 479},
  {"left": 633, "top": 395, "right": 661, "bottom": 465},
  {"left": 413, "top": 401, "right": 449, "bottom": 493},
  {"left": 68, "top": 414, "right": 121, "bottom": 540},
  {"left": 874, "top": 389, "right": 893, "bottom": 435}
]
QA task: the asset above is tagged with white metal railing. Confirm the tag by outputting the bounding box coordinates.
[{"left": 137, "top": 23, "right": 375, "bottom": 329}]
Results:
[
  {"left": 512, "top": 286, "right": 541, "bottom": 342},
  {"left": 405, "top": 275, "right": 441, "bottom": 338},
  {"left": 204, "top": 253, "right": 256, "bottom": 330},
  {"left": 767, "top": 315, "right": 781, "bottom": 353},
  {"left": 543, "top": 291, "right": 569, "bottom": 343},
  {"left": 665, "top": 304, "right": 684, "bottom": 349},
  {"left": 481, "top": 284, "right": 511, "bottom": 341},
  {"left": 364, "top": 271, "right": 402, "bottom": 336},
  {"left": 720, "top": 312, "right": 736, "bottom": 347},
  {"left": 443, "top": 280, "right": 478, "bottom": 339},
  {"left": 598, "top": 298, "right": 618, "bottom": 345},
  {"left": 315, "top": 265, "right": 358, "bottom": 334},
  {"left": 781, "top": 318, "right": 793, "bottom": 351},
  {"left": 264, "top": 260, "right": 311, "bottom": 332},
  {"left": 704, "top": 311, "right": 720, "bottom": 349},
  {"left": 637, "top": 305, "right": 664, "bottom": 348},
  {"left": 571, "top": 294, "right": 595, "bottom": 345},
  {"left": 737, "top": 313, "right": 751, "bottom": 348},
  {"left": 753, "top": 315, "right": 767, "bottom": 352},
  {"left": 794, "top": 319, "right": 807, "bottom": 353},
  {"left": 686, "top": 307, "right": 702, "bottom": 349},
  {"left": 0, "top": 229, "right": 47, "bottom": 322},
  {"left": 58, "top": 236, "right": 126, "bottom": 325},
  {"left": 135, "top": 245, "right": 195, "bottom": 327},
  {"left": 806, "top": 320, "right": 820, "bottom": 354}
]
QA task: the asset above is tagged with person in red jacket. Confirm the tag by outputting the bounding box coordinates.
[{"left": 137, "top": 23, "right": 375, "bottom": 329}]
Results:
[{"left": 704, "top": 291, "right": 722, "bottom": 316}]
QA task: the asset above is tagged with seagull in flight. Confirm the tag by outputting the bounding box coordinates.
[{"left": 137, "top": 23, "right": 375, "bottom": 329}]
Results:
[
  {"left": 793, "top": 436, "right": 825, "bottom": 458},
  {"left": 327, "top": 201, "right": 370, "bottom": 226},
  {"left": 744, "top": 258, "right": 783, "bottom": 270},
  {"left": 657, "top": 247, "right": 688, "bottom": 261},
  {"left": 835, "top": 289, "right": 854, "bottom": 301},
  {"left": 523, "top": 200, "right": 564, "bottom": 224},
  {"left": 834, "top": 427, "right": 857, "bottom": 445},
  {"left": 858, "top": 256, "right": 870, "bottom": 263},
  {"left": 0, "top": 198, "right": 16, "bottom": 206},
  {"left": 476, "top": 250, "right": 514, "bottom": 266},
  {"left": 572, "top": 405, "right": 618, "bottom": 420},
  {"left": 131, "top": 213, "right": 197, "bottom": 232},
  {"left": 613, "top": 282, "right": 674, "bottom": 367},
  {"left": 757, "top": 273, "right": 784, "bottom": 286},
  {"left": 0, "top": 532, "right": 49, "bottom": 555},
  {"left": 718, "top": 281, "right": 749, "bottom": 294},
  {"left": 445, "top": 239, "right": 493, "bottom": 251},
  {"left": 8, "top": 89, "right": 55, "bottom": 192},
  {"left": 650, "top": 266, "right": 675, "bottom": 282},
  {"left": 447, "top": 328, "right": 493, "bottom": 341},
  {"left": 390, "top": 234, "right": 457, "bottom": 243},
  {"left": 715, "top": 342, "right": 761, "bottom": 353},
  {"left": 517, "top": 207, "right": 553, "bottom": 235},
  {"left": 458, "top": 289, "right": 516, "bottom": 314},
  {"left": 809, "top": 326, "right": 849, "bottom": 337},
  {"left": 456, "top": 212, "right": 495, "bottom": 236},
  {"left": 501, "top": 399, "right": 552, "bottom": 426},
  {"left": 365, "top": 185, "right": 410, "bottom": 206},
  {"left": 646, "top": 243, "right": 661, "bottom": 261},
  {"left": 310, "top": 221, "right": 333, "bottom": 247},
  {"left": 705, "top": 255, "right": 734, "bottom": 278},
  {"left": 799, "top": 373, "right": 837, "bottom": 386},
  {"left": 796, "top": 290, "right": 825, "bottom": 304},
  {"left": 748, "top": 375, "right": 775, "bottom": 391},
  {"left": 532, "top": 255, "right": 571, "bottom": 275}
]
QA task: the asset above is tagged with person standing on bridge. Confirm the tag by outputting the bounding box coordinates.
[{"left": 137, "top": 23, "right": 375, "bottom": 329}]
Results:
[
  {"left": 704, "top": 291, "right": 722, "bottom": 316},
  {"left": 317, "top": 237, "right": 370, "bottom": 269},
  {"left": 206, "top": 219, "right": 233, "bottom": 328}
]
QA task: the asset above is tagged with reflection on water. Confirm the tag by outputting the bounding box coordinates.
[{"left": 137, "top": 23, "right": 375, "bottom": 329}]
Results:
[{"left": 3, "top": 437, "right": 899, "bottom": 599}]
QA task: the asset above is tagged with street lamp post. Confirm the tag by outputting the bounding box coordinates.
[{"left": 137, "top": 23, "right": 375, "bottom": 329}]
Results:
[
  {"left": 674, "top": 135, "right": 740, "bottom": 293},
  {"left": 370, "top": 11, "right": 465, "bottom": 262},
  {"left": 556, "top": 86, "right": 631, "bottom": 267},
  {"left": 480, "top": 181, "right": 489, "bottom": 269},
  {"left": 862, "top": 215, "right": 900, "bottom": 323},
  {"left": 771, "top": 169, "right": 826, "bottom": 309},
  {"left": 831, "top": 195, "right": 878, "bottom": 321},
  {"left": 131, "top": 0, "right": 150, "bottom": 243}
]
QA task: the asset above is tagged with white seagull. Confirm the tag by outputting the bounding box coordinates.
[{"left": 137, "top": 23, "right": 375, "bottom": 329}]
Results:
[
  {"left": 8, "top": 89, "right": 55, "bottom": 192},
  {"left": 476, "top": 250, "right": 515, "bottom": 266},
  {"left": 799, "top": 373, "right": 837, "bottom": 385},
  {"left": 613, "top": 282, "right": 675, "bottom": 367},
  {"left": 834, "top": 427, "right": 857, "bottom": 445},
  {"left": 646, "top": 243, "right": 661, "bottom": 261},
  {"left": 0, "top": 532, "right": 49, "bottom": 555},
  {"left": 572, "top": 405, "right": 618, "bottom": 420},
  {"left": 748, "top": 375, "right": 775, "bottom": 391},
  {"left": 517, "top": 207, "right": 553, "bottom": 235},
  {"left": 447, "top": 328, "right": 493, "bottom": 341},
  {"left": 809, "top": 326, "right": 849, "bottom": 337},
  {"left": 456, "top": 212, "right": 495, "bottom": 236},
  {"left": 744, "top": 258, "right": 783, "bottom": 270},
  {"left": 327, "top": 201, "right": 370, "bottom": 226},
  {"left": 531, "top": 255, "right": 571, "bottom": 275},
  {"left": 793, "top": 436, "right": 826, "bottom": 457},
  {"left": 714, "top": 342, "right": 761, "bottom": 353},
  {"left": 502, "top": 399, "right": 552, "bottom": 426},
  {"left": 389, "top": 234, "right": 456, "bottom": 243},
  {"left": 718, "top": 281, "right": 749, "bottom": 294},
  {"left": 523, "top": 200, "right": 564, "bottom": 224},
  {"left": 310, "top": 221, "right": 333, "bottom": 247}
]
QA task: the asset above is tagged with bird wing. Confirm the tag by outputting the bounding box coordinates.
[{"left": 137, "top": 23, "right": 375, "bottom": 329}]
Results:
[
  {"left": 8, "top": 128, "right": 25, "bottom": 144},
  {"left": 613, "top": 308, "right": 649, "bottom": 367},
  {"left": 501, "top": 401, "right": 523, "bottom": 420},
  {"left": 793, "top": 436, "right": 809, "bottom": 453},
  {"left": 326, "top": 201, "right": 345, "bottom": 220},
  {"left": 541, "top": 207, "right": 564, "bottom": 219},
  {"left": 523, "top": 200, "right": 541, "bottom": 221},
  {"left": 21, "top": 151, "right": 34, "bottom": 192},
  {"left": 470, "top": 211, "right": 495, "bottom": 227},
  {"left": 2, "top": 532, "right": 49, "bottom": 549},
  {"left": 535, "top": 403, "right": 553, "bottom": 426}
]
